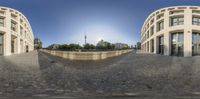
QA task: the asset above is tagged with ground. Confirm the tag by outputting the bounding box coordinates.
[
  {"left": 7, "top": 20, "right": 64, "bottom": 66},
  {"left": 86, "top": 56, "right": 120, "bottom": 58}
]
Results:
[{"left": 0, "top": 50, "right": 200, "bottom": 99}]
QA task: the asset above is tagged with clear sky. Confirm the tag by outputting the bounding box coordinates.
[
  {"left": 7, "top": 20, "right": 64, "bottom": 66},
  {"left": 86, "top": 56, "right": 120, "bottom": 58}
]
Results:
[{"left": 0, "top": 0, "right": 200, "bottom": 47}]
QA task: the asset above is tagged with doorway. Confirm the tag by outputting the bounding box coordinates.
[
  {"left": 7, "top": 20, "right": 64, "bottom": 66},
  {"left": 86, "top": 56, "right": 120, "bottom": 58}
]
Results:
[
  {"left": 151, "top": 39, "right": 154, "bottom": 53},
  {"left": 11, "top": 39, "right": 15, "bottom": 53},
  {"left": 158, "top": 36, "right": 164, "bottom": 54},
  {"left": 0, "top": 34, "right": 3, "bottom": 55},
  {"left": 171, "top": 32, "right": 184, "bottom": 56},
  {"left": 26, "top": 45, "right": 29, "bottom": 53},
  {"left": 192, "top": 32, "right": 200, "bottom": 56}
]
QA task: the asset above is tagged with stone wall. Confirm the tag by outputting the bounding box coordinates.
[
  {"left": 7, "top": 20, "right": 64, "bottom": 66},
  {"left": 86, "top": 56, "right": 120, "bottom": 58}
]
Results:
[{"left": 41, "top": 49, "right": 133, "bottom": 60}]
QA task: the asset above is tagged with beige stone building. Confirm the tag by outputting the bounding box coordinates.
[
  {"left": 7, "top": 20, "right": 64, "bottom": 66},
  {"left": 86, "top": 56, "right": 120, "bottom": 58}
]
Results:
[
  {"left": 141, "top": 6, "right": 200, "bottom": 57},
  {"left": 0, "top": 6, "right": 34, "bottom": 56}
]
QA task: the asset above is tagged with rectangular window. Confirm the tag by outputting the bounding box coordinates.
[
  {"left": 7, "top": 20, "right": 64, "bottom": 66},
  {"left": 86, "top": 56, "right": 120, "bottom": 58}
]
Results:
[
  {"left": 11, "top": 14, "right": 17, "bottom": 19},
  {"left": 157, "top": 20, "right": 164, "bottom": 31},
  {"left": 0, "top": 18, "right": 4, "bottom": 27},
  {"left": 0, "top": 11, "right": 5, "bottom": 15},
  {"left": 157, "top": 14, "right": 164, "bottom": 20},
  {"left": 24, "top": 31, "right": 27, "bottom": 38},
  {"left": 170, "top": 10, "right": 184, "bottom": 15},
  {"left": 193, "top": 10, "right": 200, "bottom": 14},
  {"left": 20, "top": 26, "right": 23, "bottom": 36},
  {"left": 147, "top": 24, "right": 149, "bottom": 29},
  {"left": 150, "top": 26, "right": 154, "bottom": 36},
  {"left": 147, "top": 31, "right": 149, "bottom": 39},
  {"left": 150, "top": 19, "right": 154, "bottom": 25},
  {"left": 20, "top": 19, "right": 23, "bottom": 24},
  {"left": 192, "top": 17, "right": 200, "bottom": 26},
  {"left": 11, "top": 21, "right": 17, "bottom": 31},
  {"left": 171, "top": 17, "right": 184, "bottom": 26}
]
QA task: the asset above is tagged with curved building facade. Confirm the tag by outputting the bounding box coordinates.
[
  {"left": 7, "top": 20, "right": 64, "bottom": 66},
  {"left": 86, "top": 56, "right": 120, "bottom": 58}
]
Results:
[
  {"left": 141, "top": 6, "right": 200, "bottom": 57},
  {"left": 0, "top": 6, "right": 34, "bottom": 56}
]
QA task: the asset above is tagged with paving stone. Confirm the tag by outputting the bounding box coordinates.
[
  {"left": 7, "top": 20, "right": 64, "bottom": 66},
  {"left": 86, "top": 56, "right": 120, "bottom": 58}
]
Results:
[{"left": 1, "top": 50, "right": 200, "bottom": 98}]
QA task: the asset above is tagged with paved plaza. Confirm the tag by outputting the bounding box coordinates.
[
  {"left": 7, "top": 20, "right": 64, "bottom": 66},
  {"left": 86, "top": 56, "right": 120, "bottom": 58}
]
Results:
[{"left": 1, "top": 50, "right": 200, "bottom": 98}]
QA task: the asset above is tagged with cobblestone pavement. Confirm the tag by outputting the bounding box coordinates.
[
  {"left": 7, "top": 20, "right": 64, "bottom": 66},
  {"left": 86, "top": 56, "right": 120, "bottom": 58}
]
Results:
[{"left": 1, "top": 50, "right": 200, "bottom": 99}]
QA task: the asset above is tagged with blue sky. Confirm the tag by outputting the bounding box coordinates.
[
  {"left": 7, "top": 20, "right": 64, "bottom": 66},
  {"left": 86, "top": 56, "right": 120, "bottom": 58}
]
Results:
[{"left": 0, "top": 0, "right": 200, "bottom": 47}]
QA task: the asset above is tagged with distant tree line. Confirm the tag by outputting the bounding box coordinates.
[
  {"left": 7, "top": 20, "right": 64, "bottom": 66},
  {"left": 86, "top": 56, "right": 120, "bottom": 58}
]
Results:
[
  {"left": 58, "top": 44, "right": 82, "bottom": 51},
  {"left": 47, "top": 40, "right": 130, "bottom": 51}
]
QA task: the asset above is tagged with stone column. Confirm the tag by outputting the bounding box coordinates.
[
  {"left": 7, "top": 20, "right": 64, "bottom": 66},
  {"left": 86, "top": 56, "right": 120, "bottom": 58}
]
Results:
[
  {"left": 184, "top": 8, "right": 192, "bottom": 57},
  {"left": 164, "top": 10, "right": 170, "bottom": 56},
  {"left": 4, "top": 10, "right": 11, "bottom": 56},
  {"left": 154, "top": 37, "right": 158, "bottom": 54},
  {"left": 16, "top": 17, "right": 21, "bottom": 54}
]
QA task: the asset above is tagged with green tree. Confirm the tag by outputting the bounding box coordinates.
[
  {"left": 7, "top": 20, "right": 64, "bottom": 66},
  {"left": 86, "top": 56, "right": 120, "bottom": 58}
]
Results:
[{"left": 84, "top": 43, "right": 96, "bottom": 50}]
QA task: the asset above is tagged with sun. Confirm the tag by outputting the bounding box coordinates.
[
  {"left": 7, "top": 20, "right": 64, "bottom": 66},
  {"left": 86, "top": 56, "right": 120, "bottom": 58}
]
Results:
[{"left": 97, "top": 37, "right": 103, "bottom": 42}]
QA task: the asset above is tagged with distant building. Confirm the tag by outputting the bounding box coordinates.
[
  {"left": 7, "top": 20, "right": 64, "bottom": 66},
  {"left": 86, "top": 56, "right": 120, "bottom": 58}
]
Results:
[
  {"left": 136, "top": 42, "right": 141, "bottom": 49},
  {"left": 47, "top": 44, "right": 60, "bottom": 50},
  {"left": 96, "top": 40, "right": 109, "bottom": 47},
  {"left": 34, "top": 38, "right": 42, "bottom": 49},
  {"left": 114, "top": 43, "right": 129, "bottom": 49}
]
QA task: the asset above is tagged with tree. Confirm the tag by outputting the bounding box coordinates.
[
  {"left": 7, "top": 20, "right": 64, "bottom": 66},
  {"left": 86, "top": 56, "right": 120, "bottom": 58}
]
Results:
[
  {"left": 122, "top": 44, "right": 129, "bottom": 49},
  {"left": 58, "top": 44, "right": 82, "bottom": 51},
  {"left": 84, "top": 43, "right": 96, "bottom": 50},
  {"left": 96, "top": 40, "right": 114, "bottom": 50}
]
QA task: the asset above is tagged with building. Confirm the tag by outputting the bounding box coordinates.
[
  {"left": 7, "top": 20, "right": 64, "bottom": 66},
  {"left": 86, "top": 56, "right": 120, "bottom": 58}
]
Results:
[
  {"left": 114, "top": 43, "right": 129, "bottom": 49},
  {"left": 141, "top": 6, "right": 200, "bottom": 57},
  {"left": 34, "top": 38, "right": 42, "bottom": 49},
  {"left": 136, "top": 42, "right": 141, "bottom": 49},
  {"left": 0, "top": 6, "right": 34, "bottom": 56},
  {"left": 47, "top": 44, "right": 60, "bottom": 50}
]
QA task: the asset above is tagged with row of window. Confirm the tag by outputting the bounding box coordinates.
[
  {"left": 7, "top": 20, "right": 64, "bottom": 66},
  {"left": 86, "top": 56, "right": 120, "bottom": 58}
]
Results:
[
  {"left": 0, "top": 18, "right": 31, "bottom": 40},
  {"left": 143, "top": 9, "right": 200, "bottom": 33},
  {"left": 0, "top": 18, "right": 28, "bottom": 31},
  {"left": 0, "top": 8, "right": 28, "bottom": 24},
  {"left": 142, "top": 16, "right": 200, "bottom": 42}
]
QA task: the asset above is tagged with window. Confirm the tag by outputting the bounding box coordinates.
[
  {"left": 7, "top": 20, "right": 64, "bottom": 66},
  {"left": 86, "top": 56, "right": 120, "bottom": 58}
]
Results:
[
  {"left": 147, "top": 31, "right": 149, "bottom": 39},
  {"left": 171, "top": 17, "right": 184, "bottom": 26},
  {"left": 147, "top": 24, "right": 149, "bottom": 29},
  {"left": 0, "top": 11, "right": 5, "bottom": 15},
  {"left": 193, "top": 10, "right": 200, "bottom": 14},
  {"left": 20, "top": 26, "right": 23, "bottom": 36},
  {"left": 150, "top": 26, "right": 154, "bottom": 36},
  {"left": 20, "top": 19, "right": 23, "bottom": 24},
  {"left": 0, "top": 18, "right": 4, "bottom": 27},
  {"left": 11, "top": 14, "right": 17, "bottom": 19},
  {"left": 157, "top": 14, "right": 164, "bottom": 20},
  {"left": 145, "top": 34, "right": 146, "bottom": 40},
  {"left": 170, "top": 10, "right": 184, "bottom": 14},
  {"left": 150, "top": 19, "right": 154, "bottom": 25},
  {"left": 192, "top": 17, "right": 200, "bottom": 26},
  {"left": 24, "top": 31, "right": 27, "bottom": 38},
  {"left": 157, "top": 20, "right": 164, "bottom": 31},
  {"left": 11, "top": 21, "right": 17, "bottom": 31}
]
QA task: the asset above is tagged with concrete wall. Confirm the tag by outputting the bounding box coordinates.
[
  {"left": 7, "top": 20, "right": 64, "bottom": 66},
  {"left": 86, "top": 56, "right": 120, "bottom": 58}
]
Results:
[{"left": 41, "top": 49, "right": 133, "bottom": 60}]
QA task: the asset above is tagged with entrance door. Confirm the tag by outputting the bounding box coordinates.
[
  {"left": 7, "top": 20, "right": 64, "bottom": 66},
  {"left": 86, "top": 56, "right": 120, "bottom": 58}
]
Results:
[
  {"left": 158, "top": 36, "right": 164, "bottom": 54},
  {"left": 192, "top": 33, "right": 200, "bottom": 55},
  {"left": 0, "top": 34, "right": 3, "bottom": 55},
  {"left": 11, "top": 39, "right": 14, "bottom": 53},
  {"left": 171, "top": 32, "right": 184, "bottom": 56},
  {"left": 151, "top": 39, "right": 154, "bottom": 53},
  {"left": 26, "top": 45, "right": 29, "bottom": 52},
  {"left": 20, "top": 40, "right": 23, "bottom": 53}
]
